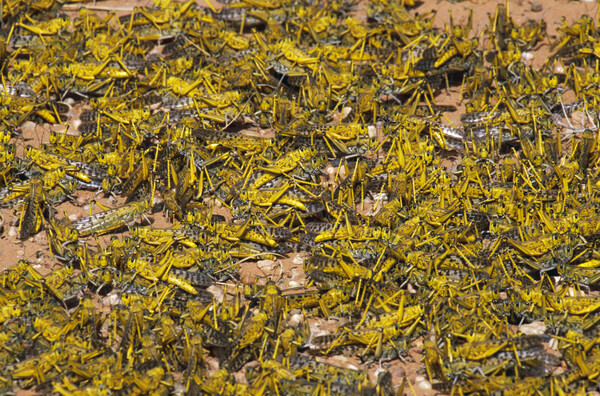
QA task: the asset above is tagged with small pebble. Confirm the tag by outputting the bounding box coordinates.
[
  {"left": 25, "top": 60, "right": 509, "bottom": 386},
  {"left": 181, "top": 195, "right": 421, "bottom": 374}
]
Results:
[
  {"left": 531, "top": 1, "right": 542, "bottom": 11},
  {"left": 521, "top": 51, "right": 533, "bottom": 62},
  {"left": 152, "top": 197, "right": 163, "bottom": 206},
  {"left": 325, "top": 166, "right": 336, "bottom": 180},
  {"left": 341, "top": 106, "right": 353, "bottom": 120},
  {"left": 367, "top": 125, "right": 377, "bottom": 138},
  {"left": 76, "top": 196, "right": 89, "bottom": 206},
  {"left": 519, "top": 320, "right": 546, "bottom": 335},
  {"left": 257, "top": 259, "right": 276, "bottom": 272},
  {"left": 69, "top": 213, "right": 82, "bottom": 222},
  {"left": 207, "top": 359, "right": 219, "bottom": 373},
  {"left": 232, "top": 371, "right": 247, "bottom": 384},
  {"left": 21, "top": 121, "right": 36, "bottom": 131},
  {"left": 173, "top": 383, "right": 186, "bottom": 396},
  {"left": 207, "top": 285, "right": 224, "bottom": 303},
  {"left": 416, "top": 376, "right": 432, "bottom": 391},
  {"left": 105, "top": 291, "right": 121, "bottom": 306},
  {"left": 371, "top": 193, "right": 388, "bottom": 202},
  {"left": 292, "top": 255, "right": 304, "bottom": 265},
  {"left": 567, "top": 287, "right": 584, "bottom": 297},
  {"left": 7, "top": 226, "right": 17, "bottom": 237},
  {"left": 329, "top": 355, "right": 351, "bottom": 367},
  {"left": 289, "top": 280, "right": 300, "bottom": 288},
  {"left": 288, "top": 313, "right": 303, "bottom": 327}
]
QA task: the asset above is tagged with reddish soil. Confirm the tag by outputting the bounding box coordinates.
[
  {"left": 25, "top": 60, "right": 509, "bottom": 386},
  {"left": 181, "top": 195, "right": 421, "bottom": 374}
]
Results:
[{"left": 2, "top": 0, "right": 599, "bottom": 394}]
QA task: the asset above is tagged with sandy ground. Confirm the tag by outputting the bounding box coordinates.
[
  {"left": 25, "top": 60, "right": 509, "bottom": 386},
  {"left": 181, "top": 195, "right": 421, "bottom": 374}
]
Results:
[{"left": 2, "top": 0, "right": 600, "bottom": 394}]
